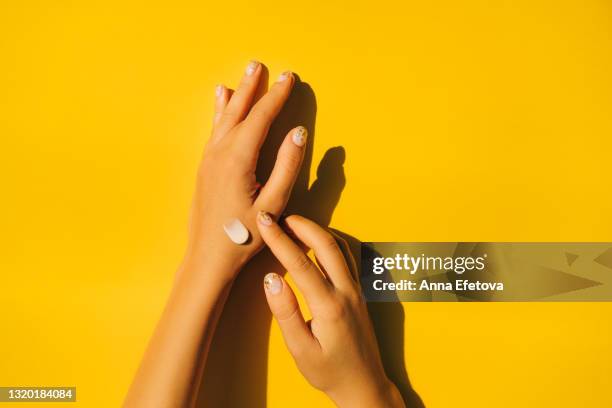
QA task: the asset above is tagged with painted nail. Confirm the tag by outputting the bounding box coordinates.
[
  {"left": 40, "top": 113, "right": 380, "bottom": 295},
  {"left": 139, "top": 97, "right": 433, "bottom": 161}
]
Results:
[
  {"left": 292, "top": 126, "right": 307, "bottom": 147},
  {"left": 264, "top": 273, "right": 282, "bottom": 295},
  {"left": 277, "top": 71, "right": 292, "bottom": 82},
  {"left": 215, "top": 84, "right": 224, "bottom": 98},
  {"left": 245, "top": 60, "right": 259, "bottom": 76},
  {"left": 257, "top": 210, "right": 274, "bottom": 226}
]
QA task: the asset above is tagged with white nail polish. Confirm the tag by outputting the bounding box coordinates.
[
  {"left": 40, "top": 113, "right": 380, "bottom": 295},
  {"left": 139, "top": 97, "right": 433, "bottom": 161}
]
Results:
[
  {"left": 264, "top": 273, "right": 282, "bottom": 295},
  {"left": 223, "top": 218, "right": 250, "bottom": 244},
  {"left": 277, "top": 71, "right": 291, "bottom": 82},
  {"left": 245, "top": 60, "right": 259, "bottom": 76},
  {"left": 215, "top": 84, "right": 223, "bottom": 98},
  {"left": 292, "top": 127, "right": 307, "bottom": 147}
]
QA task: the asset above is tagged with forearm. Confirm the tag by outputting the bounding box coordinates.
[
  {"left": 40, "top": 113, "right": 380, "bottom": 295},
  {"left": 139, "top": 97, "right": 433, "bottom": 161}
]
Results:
[
  {"left": 196, "top": 251, "right": 280, "bottom": 406},
  {"left": 124, "top": 257, "right": 237, "bottom": 408}
]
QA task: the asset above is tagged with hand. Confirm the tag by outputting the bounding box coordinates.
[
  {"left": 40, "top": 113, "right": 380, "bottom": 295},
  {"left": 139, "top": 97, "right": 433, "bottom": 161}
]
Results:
[
  {"left": 185, "top": 61, "right": 308, "bottom": 278},
  {"left": 256, "top": 213, "right": 405, "bottom": 408}
]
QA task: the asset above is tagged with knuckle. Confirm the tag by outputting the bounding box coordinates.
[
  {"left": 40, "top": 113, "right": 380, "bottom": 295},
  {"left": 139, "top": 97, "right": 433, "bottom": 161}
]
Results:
[
  {"left": 292, "top": 253, "right": 312, "bottom": 272},
  {"left": 321, "top": 233, "right": 340, "bottom": 251},
  {"left": 249, "top": 106, "right": 272, "bottom": 123},
  {"left": 269, "top": 224, "right": 285, "bottom": 241},
  {"left": 233, "top": 149, "right": 256, "bottom": 168},
  {"left": 346, "top": 289, "right": 363, "bottom": 306},
  {"left": 325, "top": 298, "right": 348, "bottom": 321},
  {"left": 220, "top": 109, "right": 238, "bottom": 122},
  {"left": 276, "top": 305, "right": 298, "bottom": 322}
]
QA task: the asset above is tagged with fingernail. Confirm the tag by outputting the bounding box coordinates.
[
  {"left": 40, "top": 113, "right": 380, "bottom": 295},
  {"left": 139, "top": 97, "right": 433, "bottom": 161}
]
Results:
[
  {"left": 215, "top": 84, "right": 224, "bottom": 98},
  {"left": 277, "top": 71, "right": 292, "bottom": 82},
  {"left": 292, "top": 126, "right": 307, "bottom": 147},
  {"left": 264, "top": 273, "right": 282, "bottom": 295},
  {"left": 245, "top": 60, "right": 259, "bottom": 76},
  {"left": 257, "top": 210, "right": 274, "bottom": 226}
]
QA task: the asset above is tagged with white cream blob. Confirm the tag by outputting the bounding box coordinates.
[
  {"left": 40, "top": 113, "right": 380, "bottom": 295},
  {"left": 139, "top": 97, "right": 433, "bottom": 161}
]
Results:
[{"left": 223, "top": 218, "right": 250, "bottom": 245}]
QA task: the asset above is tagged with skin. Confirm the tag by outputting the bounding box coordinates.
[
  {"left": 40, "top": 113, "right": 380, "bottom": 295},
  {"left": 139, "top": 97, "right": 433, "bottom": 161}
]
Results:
[
  {"left": 124, "top": 61, "right": 305, "bottom": 407},
  {"left": 125, "top": 60, "right": 403, "bottom": 407},
  {"left": 258, "top": 213, "right": 405, "bottom": 408}
]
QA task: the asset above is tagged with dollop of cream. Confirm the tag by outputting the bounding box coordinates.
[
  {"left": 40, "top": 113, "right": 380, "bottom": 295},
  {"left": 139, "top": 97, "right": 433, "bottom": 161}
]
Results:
[{"left": 223, "top": 218, "right": 250, "bottom": 244}]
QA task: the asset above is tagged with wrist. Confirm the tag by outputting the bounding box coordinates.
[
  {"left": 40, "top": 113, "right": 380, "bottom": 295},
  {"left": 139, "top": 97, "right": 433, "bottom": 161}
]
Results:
[
  {"left": 180, "top": 248, "right": 244, "bottom": 287},
  {"left": 330, "top": 378, "right": 404, "bottom": 408},
  {"left": 183, "top": 240, "right": 253, "bottom": 281}
]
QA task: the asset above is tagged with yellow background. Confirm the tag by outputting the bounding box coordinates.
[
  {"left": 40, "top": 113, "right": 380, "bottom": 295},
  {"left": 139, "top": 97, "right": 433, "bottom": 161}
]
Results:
[{"left": 1, "top": 0, "right": 611, "bottom": 407}]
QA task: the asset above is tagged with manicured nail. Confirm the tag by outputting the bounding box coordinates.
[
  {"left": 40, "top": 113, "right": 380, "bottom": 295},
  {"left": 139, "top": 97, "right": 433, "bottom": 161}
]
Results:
[
  {"left": 292, "top": 126, "right": 307, "bottom": 147},
  {"left": 215, "top": 84, "right": 224, "bottom": 98},
  {"left": 277, "top": 71, "right": 292, "bottom": 82},
  {"left": 257, "top": 210, "right": 274, "bottom": 226},
  {"left": 245, "top": 60, "right": 259, "bottom": 76},
  {"left": 264, "top": 273, "right": 282, "bottom": 295}
]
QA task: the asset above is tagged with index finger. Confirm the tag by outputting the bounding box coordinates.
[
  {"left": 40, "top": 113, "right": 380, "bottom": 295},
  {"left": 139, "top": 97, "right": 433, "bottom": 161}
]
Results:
[{"left": 256, "top": 211, "right": 333, "bottom": 312}]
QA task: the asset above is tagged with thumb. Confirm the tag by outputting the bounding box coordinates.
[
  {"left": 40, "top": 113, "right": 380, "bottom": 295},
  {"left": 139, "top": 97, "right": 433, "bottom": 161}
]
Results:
[{"left": 264, "top": 273, "right": 317, "bottom": 358}]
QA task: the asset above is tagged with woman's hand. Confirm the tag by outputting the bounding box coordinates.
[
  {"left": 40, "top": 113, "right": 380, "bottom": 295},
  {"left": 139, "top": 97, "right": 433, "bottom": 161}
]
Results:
[
  {"left": 125, "top": 62, "right": 308, "bottom": 407},
  {"left": 186, "top": 61, "right": 308, "bottom": 279},
  {"left": 256, "top": 213, "right": 405, "bottom": 408}
]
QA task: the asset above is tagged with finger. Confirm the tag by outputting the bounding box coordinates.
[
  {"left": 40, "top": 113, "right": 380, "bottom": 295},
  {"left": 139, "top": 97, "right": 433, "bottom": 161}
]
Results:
[
  {"left": 240, "top": 71, "right": 295, "bottom": 153},
  {"left": 263, "top": 272, "right": 318, "bottom": 357},
  {"left": 256, "top": 211, "right": 333, "bottom": 310},
  {"left": 329, "top": 230, "right": 360, "bottom": 286},
  {"left": 284, "top": 215, "right": 354, "bottom": 291},
  {"left": 252, "top": 64, "right": 269, "bottom": 104},
  {"left": 255, "top": 126, "right": 307, "bottom": 213},
  {"left": 212, "top": 84, "right": 231, "bottom": 130},
  {"left": 215, "top": 60, "right": 263, "bottom": 134}
]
